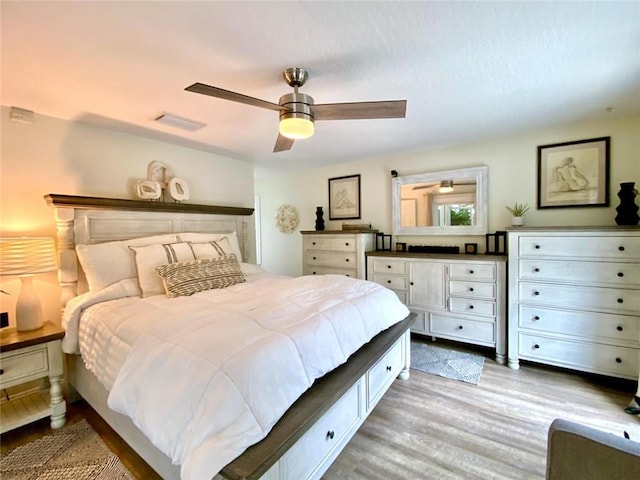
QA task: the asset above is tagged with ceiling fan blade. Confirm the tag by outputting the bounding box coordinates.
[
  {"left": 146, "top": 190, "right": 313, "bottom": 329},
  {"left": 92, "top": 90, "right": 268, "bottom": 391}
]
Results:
[
  {"left": 185, "top": 83, "right": 286, "bottom": 112},
  {"left": 313, "top": 100, "right": 407, "bottom": 121},
  {"left": 273, "top": 133, "right": 295, "bottom": 153}
]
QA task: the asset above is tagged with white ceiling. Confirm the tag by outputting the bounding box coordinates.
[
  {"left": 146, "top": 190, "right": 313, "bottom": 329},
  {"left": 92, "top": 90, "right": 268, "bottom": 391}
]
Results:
[{"left": 2, "top": 1, "right": 639, "bottom": 173}]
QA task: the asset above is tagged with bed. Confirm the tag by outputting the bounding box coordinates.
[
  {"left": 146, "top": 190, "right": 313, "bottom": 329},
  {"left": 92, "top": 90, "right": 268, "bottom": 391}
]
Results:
[{"left": 45, "top": 194, "right": 412, "bottom": 480}]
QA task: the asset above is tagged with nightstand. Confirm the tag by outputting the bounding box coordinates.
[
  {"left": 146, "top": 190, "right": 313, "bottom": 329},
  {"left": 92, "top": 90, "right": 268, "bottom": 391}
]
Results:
[{"left": 0, "top": 321, "right": 66, "bottom": 433}]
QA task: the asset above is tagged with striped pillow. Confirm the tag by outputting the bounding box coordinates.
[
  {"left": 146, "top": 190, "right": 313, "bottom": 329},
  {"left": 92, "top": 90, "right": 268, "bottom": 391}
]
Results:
[
  {"left": 129, "top": 242, "right": 195, "bottom": 297},
  {"left": 155, "top": 254, "right": 245, "bottom": 297}
]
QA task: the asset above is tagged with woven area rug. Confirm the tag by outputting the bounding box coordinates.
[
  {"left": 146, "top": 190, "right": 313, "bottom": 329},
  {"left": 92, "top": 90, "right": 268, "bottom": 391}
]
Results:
[
  {"left": 411, "top": 341, "right": 485, "bottom": 385},
  {"left": 0, "top": 419, "right": 134, "bottom": 480}
]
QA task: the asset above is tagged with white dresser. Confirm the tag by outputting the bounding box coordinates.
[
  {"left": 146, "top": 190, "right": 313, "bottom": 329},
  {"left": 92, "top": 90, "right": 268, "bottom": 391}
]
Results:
[
  {"left": 301, "top": 230, "right": 377, "bottom": 279},
  {"left": 507, "top": 227, "right": 640, "bottom": 380},
  {"left": 367, "top": 252, "right": 507, "bottom": 363}
]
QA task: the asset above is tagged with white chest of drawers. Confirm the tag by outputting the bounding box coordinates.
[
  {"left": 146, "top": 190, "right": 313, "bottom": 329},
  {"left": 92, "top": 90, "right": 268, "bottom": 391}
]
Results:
[
  {"left": 367, "top": 252, "right": 507, "bottom": 363},
  {"left": 301, "top": 230, "right": 376, "bottom": 279},
  {"left": 507, "top": 227, "right": 640, "bottom": 380}
]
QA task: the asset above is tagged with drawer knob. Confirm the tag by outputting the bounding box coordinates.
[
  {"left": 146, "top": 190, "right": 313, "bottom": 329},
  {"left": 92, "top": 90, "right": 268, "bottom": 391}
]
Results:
[
  {"left": 469, "top": 305, "right": 474, "bottom": 310},
  {"left": 469, "top": 269, "right": 474, "bottom": 274},
  {"left": 616, "top": 357, "right": 622, "bottom": 364},
  {"left": 387, "top": 280, "right": 392, "bottom": 284},
  {"left": 534, "top": 244, "right": 540, "bottom": 249},
  {"left": 387, "top": 265, "right": 392, "bottom": 269},
  {"left": 533, "top": 344, "right": 540, "bottom": 349},
  {"left": 617, "top": 298, "right": 624, "bottom": 304},
  {"left": 312, "top": 242, "right": 316, "bottom": 245},
  {"left": 618, "top": 272, "right": 624, "bottom": 277},
  {"left": 345, "top": 242, "right": 350, "bottom": 246},
  {"left": 312, "top": 272, "right": 317, "bottom": 275},
  {"left": 469, "top": 287, "right": 474, "bottom": 292},
  {"left": 327, "top": 430, "right": 335, "bottom": 440},
  {"left": 618, "top": 246, "right": 625, "bottom": 251},
  {"left": 410, "top": 282, "right": 414, "bottom": 286},
  {"left": 313, "top": 256, "right": 317, "bottom": 260},
  {"left": 616, "top": 325, "right": 623, "bottom": 332},
  {"left": 0, "top": 368, "right": 3, "bottom": 375},
  {"left": 345, "top": 258, "right": 349, "bottom": 262},
  {"left": 458, "top": 325, "right": 464, "bottom": 330},
  {"left": 346, "top": 274, "right": 351, "bottom": 277},
  {"left": 533, "top": 267, "right": 540, "bottom": 273},
  {"left": 386, "top": 365, "right": 392, "bottom": 372},
  {"left": 533, "top": 315, "right": 540, "bottom": 321},
  {"left": 533, "top": 291, "right": 540, "bottom": 296}
]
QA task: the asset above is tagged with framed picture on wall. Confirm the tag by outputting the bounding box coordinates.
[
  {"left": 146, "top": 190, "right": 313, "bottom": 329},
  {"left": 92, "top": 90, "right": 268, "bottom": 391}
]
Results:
[
  {"left": 328, "top": 174, "right": 361, "bottom": 220},
  {"left": 537, "top": 137, "right": 610, "bottom": 209}
]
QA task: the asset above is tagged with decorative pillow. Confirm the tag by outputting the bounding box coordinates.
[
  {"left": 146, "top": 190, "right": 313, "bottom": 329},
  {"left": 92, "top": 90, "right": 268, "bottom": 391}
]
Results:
[
  {"left": 155, "top": 255, "right": 246, "bottom": 297},
  {"left": 129, "top": 242, "right": 195, "bottom": 297},
  {"left": 76, "top": 234, "right": 178, "bottom": 292},
  {"left": 177, "top": 232, "right": 242, "bottom": 262},
  {"left": 188, "top": 237, "right": 234, "bottom": 260}
]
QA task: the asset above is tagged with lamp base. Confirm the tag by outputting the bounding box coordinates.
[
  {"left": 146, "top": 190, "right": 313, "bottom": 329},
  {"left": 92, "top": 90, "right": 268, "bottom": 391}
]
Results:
[{"left": 16, "top": 275, "right": 44, "bottom": 332}]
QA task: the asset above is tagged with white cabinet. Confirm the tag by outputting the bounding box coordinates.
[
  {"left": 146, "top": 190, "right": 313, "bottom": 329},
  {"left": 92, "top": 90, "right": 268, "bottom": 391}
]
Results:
[
  {"left": 367, "top": 253, "right": 507, "bottom": 363},
  {"left": 507, "top": 227, "right": 640, "bottom": 380},
  {"left": 301, "top": 230, "right": 376, "bottom": 279}
]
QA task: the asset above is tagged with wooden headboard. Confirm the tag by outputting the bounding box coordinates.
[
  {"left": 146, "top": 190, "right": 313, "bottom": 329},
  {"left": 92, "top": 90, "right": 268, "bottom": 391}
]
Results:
[{"left": 45, "top": 194, "right": 254, "bottom": 309}]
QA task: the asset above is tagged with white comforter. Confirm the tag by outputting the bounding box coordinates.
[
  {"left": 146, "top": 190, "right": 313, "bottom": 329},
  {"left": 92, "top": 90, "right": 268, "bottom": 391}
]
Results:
[{"left": 64, "top": 272, "right": 409, "bottom": 479}]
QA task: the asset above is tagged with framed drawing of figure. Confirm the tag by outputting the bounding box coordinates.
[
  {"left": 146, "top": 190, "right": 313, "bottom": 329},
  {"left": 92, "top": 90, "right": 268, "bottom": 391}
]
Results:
[{"left": 328, "top": 174, "right": 361, "bottom": 220}]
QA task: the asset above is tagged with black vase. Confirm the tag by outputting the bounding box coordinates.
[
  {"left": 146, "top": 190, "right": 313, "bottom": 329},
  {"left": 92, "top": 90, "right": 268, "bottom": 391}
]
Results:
[
  {"left": 615, "top": 182, "right": 640, "bottom": 225},
  {"left": 315, "top": 206, "right": 325, "bottom": 231}
]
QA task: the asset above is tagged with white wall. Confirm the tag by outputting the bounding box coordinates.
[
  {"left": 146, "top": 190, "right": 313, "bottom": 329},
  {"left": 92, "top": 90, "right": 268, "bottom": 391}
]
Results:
[
  {"left": 0, "top": 107, "right": 255, "bottom": 327},
  {"left": 256, "top": 114, "right": 639, "bottom": 276}
]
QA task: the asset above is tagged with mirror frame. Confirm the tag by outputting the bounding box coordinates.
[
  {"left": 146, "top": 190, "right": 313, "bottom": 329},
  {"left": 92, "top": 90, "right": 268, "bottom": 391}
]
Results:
[{"left": 392, "top": 165, "right": 488, "bottom": 236}]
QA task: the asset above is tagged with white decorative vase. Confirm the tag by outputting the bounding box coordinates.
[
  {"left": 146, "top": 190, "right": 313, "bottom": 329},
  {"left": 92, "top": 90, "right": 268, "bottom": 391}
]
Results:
[{"left": 512, "top": 216, "right": 524, "bottom": 227}]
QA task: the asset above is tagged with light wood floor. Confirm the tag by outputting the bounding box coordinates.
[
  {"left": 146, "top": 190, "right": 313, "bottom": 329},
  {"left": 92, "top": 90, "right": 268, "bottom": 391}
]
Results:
[{"left": 2, "top": 339, "right": 638, "bottom": 480}]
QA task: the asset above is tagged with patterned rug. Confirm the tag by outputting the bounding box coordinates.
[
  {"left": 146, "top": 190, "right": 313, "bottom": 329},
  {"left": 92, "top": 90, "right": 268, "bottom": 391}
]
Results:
[
  {"left": 411, "top": 341, "right": 485, "bottom": 385},
  {"left": 0, "top": 419, "right": 134, "bottom": 480}
]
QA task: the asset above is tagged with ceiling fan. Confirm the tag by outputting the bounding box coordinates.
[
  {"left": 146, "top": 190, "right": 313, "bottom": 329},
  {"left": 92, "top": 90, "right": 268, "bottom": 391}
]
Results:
[
  {"left": 185, "top": 67, "right": 407, "bottom": 153},
  {"left": 412, "top": 180, "right": 476, "bottom": 193}
]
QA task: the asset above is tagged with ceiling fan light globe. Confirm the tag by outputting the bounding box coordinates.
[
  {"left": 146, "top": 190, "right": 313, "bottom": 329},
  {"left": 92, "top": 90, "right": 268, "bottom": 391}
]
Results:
[{"left": 279, "top": 117, "right": 314, "bottom": 139}]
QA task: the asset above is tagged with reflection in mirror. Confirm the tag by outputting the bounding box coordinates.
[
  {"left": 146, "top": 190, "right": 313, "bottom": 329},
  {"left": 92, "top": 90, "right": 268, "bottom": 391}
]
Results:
[{"left": 392, "top": 166, "right": 488, "bottom": 235}]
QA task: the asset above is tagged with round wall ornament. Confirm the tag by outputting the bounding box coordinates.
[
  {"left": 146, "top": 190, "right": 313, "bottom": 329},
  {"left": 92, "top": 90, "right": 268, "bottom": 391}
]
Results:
[{"left": 275, "top": 204, "right": 299, "bottom": 233}]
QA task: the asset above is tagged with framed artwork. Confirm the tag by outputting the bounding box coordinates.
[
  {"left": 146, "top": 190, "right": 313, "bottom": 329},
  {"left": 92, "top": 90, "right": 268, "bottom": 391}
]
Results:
[
  {"left": 328, "top": 174, "right": 361, "bottom": 220},
  {"left": 537, "top": 137, "right": 610, "bottom": 209}
]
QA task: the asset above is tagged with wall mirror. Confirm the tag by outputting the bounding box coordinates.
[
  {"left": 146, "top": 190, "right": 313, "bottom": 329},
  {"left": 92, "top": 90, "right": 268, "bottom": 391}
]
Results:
[{"left": 392, "top": 165, "right": 488, "bottom": 235}]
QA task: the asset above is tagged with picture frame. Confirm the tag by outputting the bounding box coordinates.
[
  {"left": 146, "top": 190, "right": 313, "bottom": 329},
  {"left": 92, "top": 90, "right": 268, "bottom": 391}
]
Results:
[
  {"left": 537, "top": 137, "right": 610, "bottom": 209},
  {"left": 328, "top": 174, "right": 361, "bottom": 220}
]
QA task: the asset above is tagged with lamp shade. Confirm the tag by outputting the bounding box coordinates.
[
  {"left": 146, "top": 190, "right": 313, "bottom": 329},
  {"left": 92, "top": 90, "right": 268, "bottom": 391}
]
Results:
[{"left": 0, "top": 237, "right": 57, "bottom": 275}]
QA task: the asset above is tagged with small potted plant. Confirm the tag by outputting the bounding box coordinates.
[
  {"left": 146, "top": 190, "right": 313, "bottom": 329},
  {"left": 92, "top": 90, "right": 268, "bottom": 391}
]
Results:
[{"left": 506, "top": 202, "right": 530, "bottom": 226}]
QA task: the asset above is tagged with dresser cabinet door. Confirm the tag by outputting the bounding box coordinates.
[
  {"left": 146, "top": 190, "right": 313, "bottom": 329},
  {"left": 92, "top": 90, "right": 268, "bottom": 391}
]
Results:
[{"left": 409, "top": 262, "right": 446, "bottom": 310}]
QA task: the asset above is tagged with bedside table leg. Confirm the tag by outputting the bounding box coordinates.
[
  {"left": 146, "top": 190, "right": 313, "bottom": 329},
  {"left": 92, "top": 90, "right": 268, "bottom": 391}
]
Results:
[{"left": 49, "top": 374, "right": 66, "bottom": 429}]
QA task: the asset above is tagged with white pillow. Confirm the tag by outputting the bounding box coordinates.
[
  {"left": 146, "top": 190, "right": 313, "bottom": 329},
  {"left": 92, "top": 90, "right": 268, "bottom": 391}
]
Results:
[
  {"left": 188, "top": 237, "right": 235, "bottom": 260},
  {"left": 76, "top": 234, "right": 178, "bottom": 292},
  {"left": 129, "top": 242, "right": 195, "bottom": 297},
  {"left": 177, "top": 232, "right": 242, "bottom": 262}
]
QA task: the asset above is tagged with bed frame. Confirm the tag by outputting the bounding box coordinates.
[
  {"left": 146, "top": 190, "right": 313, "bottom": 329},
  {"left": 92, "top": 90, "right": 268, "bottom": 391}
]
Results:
[{"left": 46, "top": 193, "right": 411, "bottom": 480}]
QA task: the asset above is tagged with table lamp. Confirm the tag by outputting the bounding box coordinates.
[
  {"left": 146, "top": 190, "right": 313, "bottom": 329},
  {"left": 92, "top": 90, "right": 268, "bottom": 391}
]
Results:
[{"left": 0, "top": 237, "right": 57, "bottom": 331}]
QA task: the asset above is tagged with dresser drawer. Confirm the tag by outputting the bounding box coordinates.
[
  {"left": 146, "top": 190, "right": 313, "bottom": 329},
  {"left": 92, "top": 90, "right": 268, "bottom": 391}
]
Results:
[
  {"left": 0, "top": 345, "right": 49, "bottom": 387},
  {"left": 518, "top": 282, "right": 640, "bottom": 314},
  {"left": 372, "top": 274, "right": 408, "bottom": 291},
  {"left": 306, "top": 251, "right": 357, "bottom": 268},
  {"left": 282, "top": 379, "right": 363, "bottom": 480},
  {"left": 370, "top": 258, "right": 408, "bottom": 275},
  {"left": 430, "top": 314, "right": 495, "bottom": 343},
  {"left": 367, "top": 338, "right": 403, "bottom": 408},
  {"left": 519, "top": 259, "right": 640, "bottom": 287},
  {"left": 303, "top": 235, "right": 357, "bottom": 252},
  {"left": 449, "top": 280, "right": 496, "bottom": 299},
  {"left": 519, "top": 306, "right": 639, "bottom": 345},
  {"left": 518, "top": 333, "right": 639, "bottom": 379},
  {"left": 519, "top": 236, "right": 640, "bottom": 259},
  {"left": 449, "top": 264, "right": 495, "bottom": 281},
  {"left": 449, "top": 297, "right": 496, "bottom": 317},
  {"left": 305, "top": 266, "right": 357, "bottom": 277}
]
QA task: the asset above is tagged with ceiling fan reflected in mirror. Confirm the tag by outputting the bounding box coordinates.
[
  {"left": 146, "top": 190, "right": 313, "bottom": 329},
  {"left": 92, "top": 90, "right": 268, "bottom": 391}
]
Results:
[
  {"left": 185, "top": 67, "right": 407, "bottom": 153},
  {"left": 412, "top": 180, "right": 476, "bottom": 193}
]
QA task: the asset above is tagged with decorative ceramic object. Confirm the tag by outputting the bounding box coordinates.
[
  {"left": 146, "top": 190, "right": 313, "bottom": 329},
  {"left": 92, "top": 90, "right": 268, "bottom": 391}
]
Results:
[
  {"left": 136, "top": 180, "right": 162, "bottom": 200},
  {"left": 168, "top": 177, "right": 190, "bottom": 202},
  {"left": 315, "top": 206, "right": 325, "bottom": 231},
  {"left": 275, "top": 205, "right": 299, "bottom": 233},
  {"left": 615, "top": 182, "right": 639, "bottom": 225}
]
